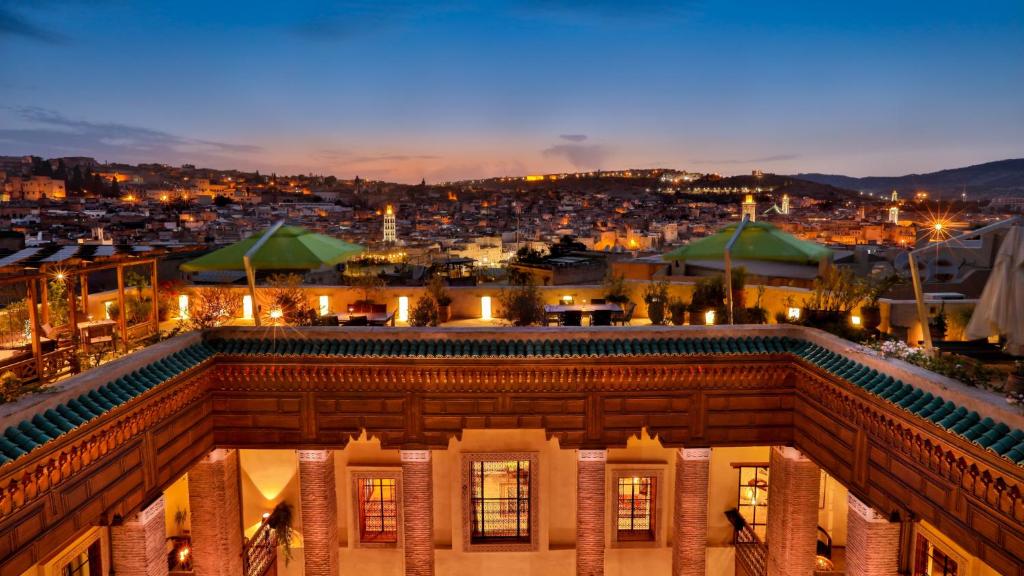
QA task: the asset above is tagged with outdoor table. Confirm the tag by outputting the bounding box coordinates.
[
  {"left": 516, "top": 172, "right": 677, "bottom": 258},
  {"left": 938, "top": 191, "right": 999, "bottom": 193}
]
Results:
[
  {"left": 336, "top": 312, "right": 396, "bottom": 326},
  {"left": 544, "top": 303, "right": 622, "bottom": 325},
  {"left": 77, "top": 320, "right": 117, "bottom": 355}
]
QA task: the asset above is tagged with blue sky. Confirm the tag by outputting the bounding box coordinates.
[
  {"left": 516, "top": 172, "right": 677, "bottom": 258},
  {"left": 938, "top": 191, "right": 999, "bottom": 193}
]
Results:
[{"left": 0, "top": 0, "right": 1022, "bottom": 182}]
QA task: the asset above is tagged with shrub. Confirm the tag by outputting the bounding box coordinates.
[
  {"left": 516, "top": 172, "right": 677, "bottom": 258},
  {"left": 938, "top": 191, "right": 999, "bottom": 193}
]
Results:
[
  {"left": 185, "top": 286, "right": 242, "bottom": 330},
  {"left": 602, "top": 273, "right": 632, "bottom": 304},
  {"left": 265, "top": 274, "right": 317, "bottom": 326},
  {"left": 499, "top": 281, "right": 545, "bottom": 326},
  {"left": 409, "top": 296, "right": 439, "bottom": 327},
  {"left": 0, "top": 371, "right": 21, "bottom": 403},
  {"left": 642, "top": 281, "right": 669, "bottom": 325}
]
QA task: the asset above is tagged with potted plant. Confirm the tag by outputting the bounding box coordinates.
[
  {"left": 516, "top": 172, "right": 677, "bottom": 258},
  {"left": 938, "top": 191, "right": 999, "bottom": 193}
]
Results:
[
  {"left": 498, "top": 279, "right": 546, "bottom": 326},
  {"left": 409, "top": 295, "right": 439, "bottom": 327},
  {"left": 861, "top": 274, "right": 898, "bottom": 332},
  {"left": 642, "top": 281, "right": 669, "bottom": 325},
  {"left": 689, "top": 276, "right": 725, "bottom": 325},
  {"left": 1008, "top": 361, "right": 1024, "bottom": 394},
  {"left": 928, "top": 307, "right": 948, "bottom": 341},
  {"left": 602, "top": 273, "right": 632, "bottom": 305},
  {"left": 174, "top": 507, "right": 189, "bottom": 536},
  {"left": 266, "top": 501, "right": 295, "bottom": 565},
  {"left": 427, "top": 276, "right": 453, "bottom": 322},
  {"left": 668, "top": 297, "right": 689, "bottom": 326},
  {"left": 803, "top": 267, "right": 865, "bottom": 328}
]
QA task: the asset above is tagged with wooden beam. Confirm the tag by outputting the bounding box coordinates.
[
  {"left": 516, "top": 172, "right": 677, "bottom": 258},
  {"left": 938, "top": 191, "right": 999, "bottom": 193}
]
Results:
[
  {"left": 116, "top": 264, "right": 128, "bottom": 354},
  {"left": 26, "top": 278, "right": 43, "bottom": 383}
]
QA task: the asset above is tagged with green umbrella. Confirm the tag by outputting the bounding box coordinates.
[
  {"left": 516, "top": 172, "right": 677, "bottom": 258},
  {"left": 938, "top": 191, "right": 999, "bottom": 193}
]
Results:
[
  {"left": 181, "top": 225, "right": 364, "bottom": 272},
  {"left": 663, "top": 221, "right": 831, "bottom": 265}
]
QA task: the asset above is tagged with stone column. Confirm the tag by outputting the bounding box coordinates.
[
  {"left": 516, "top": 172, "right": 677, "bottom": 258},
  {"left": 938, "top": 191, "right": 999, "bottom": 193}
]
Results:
[
  {"left": 577, "top": 449, "right": 606, "bottom": 576},
  {"left": 766, "top": 447, "right": 821, "bottom": 576},
  {"left": 846, "top": 494, "right": 900, "bottom": 576},
  {"left": 111, "top": 495, "right": 169, "bottom": 576},
  {"left": 401, "top": 450, "right": 435, "bottom": 576},
  {"left": 188, "top": 448, "right": 243, "bottom": 576},
  {"left": 298, "top": 450, "right": 339, "bottom": 576},
  {"left": 672, "top": 448, "right": 711, "bottom": 576}
]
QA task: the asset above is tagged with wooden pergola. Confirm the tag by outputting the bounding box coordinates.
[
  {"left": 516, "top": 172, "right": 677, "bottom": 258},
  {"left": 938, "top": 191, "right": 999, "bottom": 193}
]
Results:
[{"left": 0, "top": 256, "right": 159, "bottom": 385}]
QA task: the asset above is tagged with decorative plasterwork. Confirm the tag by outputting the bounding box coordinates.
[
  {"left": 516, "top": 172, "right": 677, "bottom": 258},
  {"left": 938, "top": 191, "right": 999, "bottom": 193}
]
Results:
[
  {"left": 579, "top": 450, "right": 608, "bottom": 462},
  {"left": 400, "top": 450, "right": 431, "bottom": 463},
  {"left": 848, "top": 494, "right": 890, "bottom": 523},
  {"left": 297, "top": 450, "right": 330, "bottom": 462},
  {"left": 680, "top": 448, "right": 712, "bottom": 461},
  {"left": 460, "top": 452, "right": 540, "bottom": 553}
]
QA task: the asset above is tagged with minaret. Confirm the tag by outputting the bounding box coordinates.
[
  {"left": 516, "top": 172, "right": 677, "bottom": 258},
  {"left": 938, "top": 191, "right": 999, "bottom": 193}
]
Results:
[
  {"left": 741, "top": 194, "right": 757, "bottom": 222},
  {"left": 383, "top": 204, "right": 396, "bottom": 243},
  {"left": 888, "top": 205, "right": 899, "bottom": 224},
  {"left": 781, "top": 193, "right": 790, "bottom": 215},
  {"left": 890, "top": 190, "right": 898, "bottom": 203}
]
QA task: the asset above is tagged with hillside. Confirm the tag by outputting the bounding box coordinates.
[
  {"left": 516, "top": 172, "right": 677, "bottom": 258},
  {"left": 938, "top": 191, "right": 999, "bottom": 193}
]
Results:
[
  {"left": 795, "top": 158, "right": 1024, "bottom": 198},
  {"left": 684, "top": 173, "right": 857, "bottom": 200}
]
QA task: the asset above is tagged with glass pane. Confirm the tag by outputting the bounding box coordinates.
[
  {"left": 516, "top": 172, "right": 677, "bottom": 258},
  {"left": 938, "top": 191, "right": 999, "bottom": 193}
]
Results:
[{"left": 470, "top": 459, "right": 531, "bottom": 542}]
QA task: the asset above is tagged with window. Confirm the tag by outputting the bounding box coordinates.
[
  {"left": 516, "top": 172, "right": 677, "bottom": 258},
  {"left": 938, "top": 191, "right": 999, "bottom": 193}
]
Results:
[
  {"left": 914, "top": 534, "right": 959, "bottom": 576},
  {"left": 616, "top": 476, "right": 656, "bottom": 541},
  {"left": 62, "top": 550, "right": 90, "bottom": 576},
  {"left": 734, "top": 464, "right": 769, "bottom": 540},
  {"left": 469, "top": 459, "right": 531, "bottom": 543},
  {"left": 357, "top": 477, "right": 399, "bottom": 544}
]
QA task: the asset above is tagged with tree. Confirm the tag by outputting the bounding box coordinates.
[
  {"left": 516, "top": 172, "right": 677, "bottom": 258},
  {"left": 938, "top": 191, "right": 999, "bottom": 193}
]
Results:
[
  {"left": 183, "top": 286, "right": 242, "bottom": 330},
  {"left": 549, "top": 235, "right": 587, "bottom": 258},
  {"left": 213, "top": 194, "right": 231, "bottom": 207},
  {"left": 265, "top": 273, "right": 316, "bottom": 325},
  {"left": 498, "top": 277, "right": 545, "bottom": 326}
]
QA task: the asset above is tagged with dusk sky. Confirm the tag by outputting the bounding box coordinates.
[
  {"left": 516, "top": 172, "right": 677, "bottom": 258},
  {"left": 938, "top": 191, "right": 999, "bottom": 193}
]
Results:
[{"left": 1, "top": 0, "right": 1022, "bottom": 183}]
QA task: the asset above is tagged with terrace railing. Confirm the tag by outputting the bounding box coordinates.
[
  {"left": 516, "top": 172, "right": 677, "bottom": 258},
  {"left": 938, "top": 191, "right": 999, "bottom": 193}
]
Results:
[
  {"left": 242, "top": 521, "right": 278, "bottom": 576},
  {"left": 727, "top": 508, "right": 767, "bottom": 576}
]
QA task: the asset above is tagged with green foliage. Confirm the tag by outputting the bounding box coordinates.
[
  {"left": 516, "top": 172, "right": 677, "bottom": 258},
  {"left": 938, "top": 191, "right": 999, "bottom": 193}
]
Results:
[
  {"left": 0, "top": 371, "right": 21, "bottom": 403},
  {"left": 185, "top": 286, "right": 242, "bottom": 330},
  {"left": 804, "top": 267, "right": 868, "bottom": 313},
  {"left": 426, "top": 275, "right": 452, "bottom": 307},
  {"left": 690, "top": 276, "right": 725, "bottom": 311},
  {"left": 499, "top": 281, "right": 545, "bottom": 326},
  {"left": 409, "top": 295, "right": 439, "bottom": 327},
  {"left": 266, "top": 274, "right": 317, "bottom": 326},
  {"left": 668, "top": 297, "right": 689, "bottom": 326},
  {"left": 47, "top": 279, "right": 69, "bottom": 327},
  {"left": 642, "top": 281, "right": 670, "bottom": 325},
  {"left": 267, "top": 501, "right": 295, "bottom": 566},
  {"left": 601, "top": 273, "right": 631, "bottom": 304}
]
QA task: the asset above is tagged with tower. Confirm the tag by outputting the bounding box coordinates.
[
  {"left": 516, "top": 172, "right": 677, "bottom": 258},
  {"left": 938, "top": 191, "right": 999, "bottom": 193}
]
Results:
[
  {"left": 891, "top": 190, "right": 898, "bottom": 203},
  {"left": 383, "top": 204, "right": 396, "bottom": 243},
  {"left": 781, "top": 193, "right": 790, "bottom": 215},
  {"left": 741, "top": 194, "right": 757, "bottom": 222},
  {"left": 888, "top": 205, "right": 899, "bottom": 224}
]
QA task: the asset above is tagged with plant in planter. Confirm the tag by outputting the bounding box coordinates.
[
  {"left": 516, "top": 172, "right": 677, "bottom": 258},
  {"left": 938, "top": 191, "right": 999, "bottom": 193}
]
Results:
[
  {"left": 409, "top": 295, "right": 440, "bottom": 327},
  {"left": 427, "top": 276, "right": 453, "bottom": 322},
  {"left": 266, "top": 501, "right": 295, "bottom": 565},
  {"left": 668, "top": 297, "right": 689, "bottom": 326},
  {"left": 174, "top": 507, "right": 188, "bottom": 536},
  {"left": 689, "top": 276, "right": 725, "bottom": 325},
  {"left": 803, "top": 267, "right": 867, "bottom": 328},
  {"left": 602, "top": 273, "right": 632, "bottom": 305},
  {"left": 498, "top": 278, "right": 545, "bottom": 326},
  {"left": 642, "top": 281, "right": 670, "bottom": 325},
  {"left": 860, "top": 274, "right": 899, "bottom": 332},
  {"left": 928, "top": 307, "right": 948, "bottom": 341}
]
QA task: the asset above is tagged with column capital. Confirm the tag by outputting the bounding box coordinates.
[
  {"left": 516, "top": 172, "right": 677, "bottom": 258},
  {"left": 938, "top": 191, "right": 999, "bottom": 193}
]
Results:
[
  {"left": 848, "top": 494, "right": 890, "bottom": 523},
  {"left": 679, "top": 448, "right": 712, "bottom": 461},
  {"left": 137, "top": 495, "right": 165, "bottom": 525},
  {"left": 401, "top": 449, "right": 431, "bottom": 463},
  {"left": 202, "top": 448, "right": 233, "bottom": 463},
  {"left": 578, "top": 449, "right": 607, "bottom": 462},
  {"left": 297, "top": 449, "right": 331, "bottom": 462},
  {"left": 772, "top": 446, "right": 810, "bottom": 462}
]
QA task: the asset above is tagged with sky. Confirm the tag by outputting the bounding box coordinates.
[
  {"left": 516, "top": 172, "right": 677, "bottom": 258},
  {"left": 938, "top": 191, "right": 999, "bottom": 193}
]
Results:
[{"left": 0, "top": 0, "right": 1022, "bottom": 183}]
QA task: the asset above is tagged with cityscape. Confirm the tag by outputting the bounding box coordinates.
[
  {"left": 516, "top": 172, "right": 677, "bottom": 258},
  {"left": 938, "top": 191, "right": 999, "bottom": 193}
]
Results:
[{"left": 1, "top": 3, "right": 1023, "bottom": 576}]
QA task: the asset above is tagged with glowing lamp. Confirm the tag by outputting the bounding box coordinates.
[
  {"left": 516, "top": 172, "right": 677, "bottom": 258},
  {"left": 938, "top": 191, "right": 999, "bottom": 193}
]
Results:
[
  {"left": 269, "top": 308, "right": 283, "bottom": 320},
  {"left": 398, "top": 296, "right": 409, "bottom": 322},
  {"left": 560, "top": 295, "right": 574, "bottom": 305},
  {"left": 481, "top": 296, "right": 492, "bottom": 320},
  {"left": 55, "top": 272, "right": 65, "bottom": 281},
  {"left": 242, "top": 295, "right": 253, "bottom": 319},
  {"left": 104, "top": 300, "right": 114, "bottom": 320},
  {"left": 262, "top": 512, "right": 270, "bottom": 522},
  {"left": 787, "top": 307, "right": 801, "bottom": 321},
  {"left": 704, "top": 309, "right": 715, "bottom": 326},
  {"left": 851, "top": 315, "right": 862, "bottom": 327},
  {"left": 319, "top": 295, "right": 330, "bottom": 317},
  {"left": 178, "top": 294, "right": 189, "bottom": 320}
]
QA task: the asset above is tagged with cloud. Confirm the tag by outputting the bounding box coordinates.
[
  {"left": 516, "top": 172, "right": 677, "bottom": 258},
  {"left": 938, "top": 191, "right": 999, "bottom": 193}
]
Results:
[
  {"left": 559, "top": 134, "right": 588, "bottom": 142},
  {"left": 0, "top": 106, "right": 262, "bottom": 163},
  {"left": 0, "top": 7, "right": 66, "bottom": 43},
  {"left": 695, "top": 154, "right": 800, "bottom": 165},
  {"left": 542, "top": 142, "right": 611, "bottom": 170}
]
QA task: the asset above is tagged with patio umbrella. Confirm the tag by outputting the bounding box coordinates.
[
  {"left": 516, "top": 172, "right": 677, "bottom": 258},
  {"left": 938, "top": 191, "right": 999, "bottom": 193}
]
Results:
[
  {"left": 181, "top": 224, "right": 363, "bottom": 272},
  {"left": 181, "top": 222, "right": 363, "bottom": 325},
  {"left": 965, "top": 225, "right": 1024, "bottom": 354},
  {"left": 662, "top": 221, "right": 832, "bottom": 265}
]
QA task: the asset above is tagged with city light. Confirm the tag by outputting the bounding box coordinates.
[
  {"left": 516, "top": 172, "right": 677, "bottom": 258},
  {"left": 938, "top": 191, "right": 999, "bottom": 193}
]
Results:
[
  {"left": 481, "top": 296, "right": 492, "bottom": 320},
  {"left": 398, "top": 296, "right": 410, "bottom": 322}
]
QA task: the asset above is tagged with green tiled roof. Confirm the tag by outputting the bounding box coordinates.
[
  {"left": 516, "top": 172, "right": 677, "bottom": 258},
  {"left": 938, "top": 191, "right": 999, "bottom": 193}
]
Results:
[
  {"left": 3, "top": 336, "right": 1023, "bottom": 471},
  {"left": 0, "top": 343, "right": 216, "bottom": 466}
]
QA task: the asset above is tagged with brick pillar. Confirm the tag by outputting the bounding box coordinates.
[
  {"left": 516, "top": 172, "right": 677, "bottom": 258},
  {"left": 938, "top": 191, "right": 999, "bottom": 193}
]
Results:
[
  {"left": 298, "top": 450, "right": 339, "bottom": 576},
  {"left": 576, "top": 450, "right": 606, "bottom": 576},
  {"left": 188, "top": 448, "right": 243, "bottom": 576},
  {"left": 401, "top": 450, "right": 435, "bottom": 576},
  {"left": 672, "top": 448, "right": 711, "bottom": 576},
  {"left": 766, "top": 447, "right": 820, "bottom": 576},
  {"left": 846, "top": 495, "right": 900, "bottom": 576},
  {"left": 111, "top": 495, "right": 169, "bottom": 576}
]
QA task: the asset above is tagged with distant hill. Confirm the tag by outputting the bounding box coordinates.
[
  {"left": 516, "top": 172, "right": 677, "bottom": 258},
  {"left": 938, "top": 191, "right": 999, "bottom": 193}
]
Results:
[
  {"left": 685, "top": 173, "right": 857, "bottom": 200},
  {"left": 794, "top": 159, "right": 1024, "bottom": 199}
]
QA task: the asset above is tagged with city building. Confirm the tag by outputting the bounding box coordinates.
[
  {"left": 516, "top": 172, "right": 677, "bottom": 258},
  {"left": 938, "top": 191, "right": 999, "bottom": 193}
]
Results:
[{"left": 741, "top": 194, "right": 757, "bottom": 222}]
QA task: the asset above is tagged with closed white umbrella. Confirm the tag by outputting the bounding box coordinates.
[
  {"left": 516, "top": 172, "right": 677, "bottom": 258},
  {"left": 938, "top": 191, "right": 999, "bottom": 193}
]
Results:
[{"left": 965, "top": 225, "right": 1024, "bottom": 354}]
